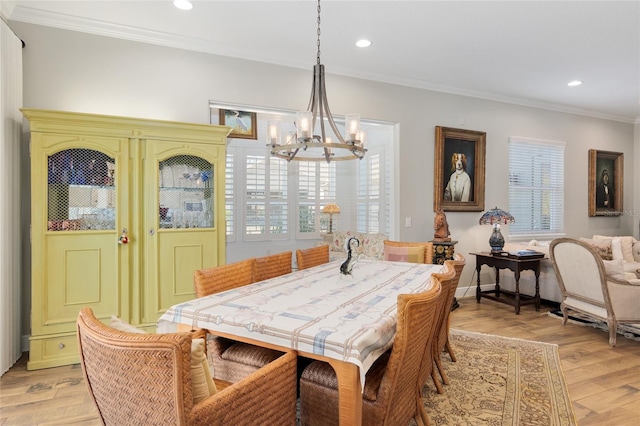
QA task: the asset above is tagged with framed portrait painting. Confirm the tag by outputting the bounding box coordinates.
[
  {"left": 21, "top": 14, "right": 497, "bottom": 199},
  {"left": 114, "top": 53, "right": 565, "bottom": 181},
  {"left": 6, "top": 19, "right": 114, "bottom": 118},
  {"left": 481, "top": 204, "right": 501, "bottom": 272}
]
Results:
[
  {"left": 588, "top": 149, "right": 623, "bottom": 217},
  {"left": 433, "top": 126, "right": 486, "bottom": 212},
  {"left": 219, "top": 109, "right": 257, "bottom": 139}
]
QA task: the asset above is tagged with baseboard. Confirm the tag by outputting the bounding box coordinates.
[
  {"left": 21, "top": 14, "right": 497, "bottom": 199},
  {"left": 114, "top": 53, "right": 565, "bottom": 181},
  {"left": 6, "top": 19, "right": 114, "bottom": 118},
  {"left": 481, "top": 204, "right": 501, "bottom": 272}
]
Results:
[
  {"left": 21, "top": 334, "right": 29, "bottom": 353},
  {"left": 455, "top": 284, "right": 494, "bottom": 300}
]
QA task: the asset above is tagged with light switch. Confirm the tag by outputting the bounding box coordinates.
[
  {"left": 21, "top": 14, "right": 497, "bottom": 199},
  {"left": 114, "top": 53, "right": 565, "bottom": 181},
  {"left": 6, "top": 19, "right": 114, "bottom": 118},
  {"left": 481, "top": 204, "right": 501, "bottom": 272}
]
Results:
[{"left": 405, "top": 217, "right": 411, "bottom": 227}]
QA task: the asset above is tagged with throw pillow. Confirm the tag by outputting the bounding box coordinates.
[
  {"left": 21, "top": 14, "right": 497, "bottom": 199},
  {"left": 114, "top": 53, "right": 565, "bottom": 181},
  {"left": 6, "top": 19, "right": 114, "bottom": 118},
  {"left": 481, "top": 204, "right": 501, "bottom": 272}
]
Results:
[
  {"left": 109, "top": 316, "right": 216, "bottom": 403},
  {"left": 383, "top": 245, "right": 425, "bottom": 264},
  {"left": 593, "top": 235, "right": 636, "bottom": 262},
  {"left": 579, "top": 238, "right": 613, "bottom": 260},
  {"left": 602, "top": 259, "right": 628, "bottom": 281},
  {"left": 110, "top": 315, "right": 148, "bottom": 333},
  {"left": 611, "top": 238, "right": 624, "bottom": 261},
  {"left": 191, "top": 338, "right": 217, "bottom": 403}
]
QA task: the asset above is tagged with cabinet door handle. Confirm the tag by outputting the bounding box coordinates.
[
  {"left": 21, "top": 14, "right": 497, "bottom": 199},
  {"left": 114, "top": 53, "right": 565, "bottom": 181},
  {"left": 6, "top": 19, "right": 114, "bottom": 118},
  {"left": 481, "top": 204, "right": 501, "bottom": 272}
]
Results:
[{"left": 118, "top": 228, "right": 129, "bottom": 244}]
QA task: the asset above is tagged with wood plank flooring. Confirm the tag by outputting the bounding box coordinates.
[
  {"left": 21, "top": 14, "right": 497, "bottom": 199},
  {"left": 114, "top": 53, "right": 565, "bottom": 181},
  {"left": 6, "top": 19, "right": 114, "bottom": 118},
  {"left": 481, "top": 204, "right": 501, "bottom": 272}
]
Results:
[{"left": 1, "top": 297, "right": 639, "bottom": 425}]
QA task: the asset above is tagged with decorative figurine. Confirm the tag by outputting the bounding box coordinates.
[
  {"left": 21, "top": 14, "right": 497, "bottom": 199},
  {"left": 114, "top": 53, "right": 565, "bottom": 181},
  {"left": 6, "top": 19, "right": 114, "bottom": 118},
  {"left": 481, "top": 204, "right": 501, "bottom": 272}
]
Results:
[
  {"left": 340, "top": 237, "right": 360, "bottom": 275},
  {"left": 433, "top": 209, "right": 451, "bottom": 242}
]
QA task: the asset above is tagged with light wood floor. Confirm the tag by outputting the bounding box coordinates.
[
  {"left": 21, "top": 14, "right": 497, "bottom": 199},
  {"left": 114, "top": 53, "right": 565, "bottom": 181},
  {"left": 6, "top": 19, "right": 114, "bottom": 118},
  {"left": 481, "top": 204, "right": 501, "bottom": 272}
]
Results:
[{"left": 1, "top": 297, "right": 639, "bottom": 425}]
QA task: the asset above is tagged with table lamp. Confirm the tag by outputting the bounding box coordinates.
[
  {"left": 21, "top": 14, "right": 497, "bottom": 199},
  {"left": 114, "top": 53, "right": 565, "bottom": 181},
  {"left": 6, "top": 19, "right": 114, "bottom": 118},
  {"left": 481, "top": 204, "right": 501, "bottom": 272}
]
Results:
[
  {"left": 479, "top": 207, "right": 515, "bottom": 253},
  {"left": 321, "top": 203, "right": 340, "bottom": 234}
]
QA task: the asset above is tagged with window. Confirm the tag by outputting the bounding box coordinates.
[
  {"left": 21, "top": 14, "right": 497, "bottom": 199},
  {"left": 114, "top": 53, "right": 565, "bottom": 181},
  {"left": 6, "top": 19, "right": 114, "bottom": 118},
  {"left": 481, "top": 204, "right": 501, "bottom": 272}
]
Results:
[
  {"left": 508, "top": 137, "right": 564, "bottom": 238},
  {"left": 212, "top": 102, "right": 393, "bottom": 245},
  {"left": 357, "top": 153, "right": 380, "bottom": 233},
  {"left": 243, "top": 153, "right": 288, "bottom": 240},
  {"left": 297, "top": 161, "right": 336, "bottom": 237},
  {"left": 225, "top": 153, "right": 234, "bottom": 240}
]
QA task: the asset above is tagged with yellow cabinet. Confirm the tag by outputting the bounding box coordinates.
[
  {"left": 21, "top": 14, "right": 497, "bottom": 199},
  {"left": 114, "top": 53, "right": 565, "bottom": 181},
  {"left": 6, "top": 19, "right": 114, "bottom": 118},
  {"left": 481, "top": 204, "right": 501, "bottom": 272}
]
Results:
[{"left": 22, "top": 109, "right": 229, "bottom": 369}]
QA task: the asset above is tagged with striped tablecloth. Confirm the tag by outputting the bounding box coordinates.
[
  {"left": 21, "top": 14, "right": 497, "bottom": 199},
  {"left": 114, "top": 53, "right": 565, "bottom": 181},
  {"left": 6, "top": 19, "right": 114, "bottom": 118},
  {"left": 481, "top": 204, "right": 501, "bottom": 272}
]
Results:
[{"left": 158, "top": 259, "right": 442, "bottom": 387}]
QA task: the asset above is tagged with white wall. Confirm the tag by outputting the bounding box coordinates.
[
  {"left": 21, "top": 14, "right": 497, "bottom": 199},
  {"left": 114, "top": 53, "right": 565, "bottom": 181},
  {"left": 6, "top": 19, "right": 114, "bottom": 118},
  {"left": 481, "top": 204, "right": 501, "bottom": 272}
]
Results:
[{"left": 11, "top": 22, "right": 636, "bottom": 338}]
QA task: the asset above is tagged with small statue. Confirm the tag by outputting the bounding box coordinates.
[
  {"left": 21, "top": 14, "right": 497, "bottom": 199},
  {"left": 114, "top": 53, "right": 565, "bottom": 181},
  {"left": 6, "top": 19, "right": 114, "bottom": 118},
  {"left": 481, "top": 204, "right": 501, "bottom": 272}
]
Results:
[
  {"left": 433, "top": 209, "right": 451, "bottom": 242},
  {"left": 340, "top": 237, "right": 360, "bottom": 275}
]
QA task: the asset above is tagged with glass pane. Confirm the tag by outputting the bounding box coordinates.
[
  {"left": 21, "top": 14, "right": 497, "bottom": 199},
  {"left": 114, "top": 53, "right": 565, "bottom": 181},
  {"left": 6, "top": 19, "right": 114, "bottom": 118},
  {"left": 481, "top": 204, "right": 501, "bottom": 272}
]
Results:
[
  {"left": 47, "top": 149, "right": 116, "bottom": 231},
  {"left": 159, "top": 155, "right": 214, "bottom": 229}
]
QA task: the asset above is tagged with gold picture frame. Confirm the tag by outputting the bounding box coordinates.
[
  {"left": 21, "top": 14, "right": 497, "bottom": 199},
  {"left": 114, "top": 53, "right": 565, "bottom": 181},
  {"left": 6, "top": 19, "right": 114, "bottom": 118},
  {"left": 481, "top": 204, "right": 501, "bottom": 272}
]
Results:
[
  {"left": 434, "top": 126, "right": 486, "bottom": 212},
  {"left": 219, "top": 109, "right": 257, "bottom": 139},
  {"left": 588, "top": 149, "right": 623, "bottom": 217}
]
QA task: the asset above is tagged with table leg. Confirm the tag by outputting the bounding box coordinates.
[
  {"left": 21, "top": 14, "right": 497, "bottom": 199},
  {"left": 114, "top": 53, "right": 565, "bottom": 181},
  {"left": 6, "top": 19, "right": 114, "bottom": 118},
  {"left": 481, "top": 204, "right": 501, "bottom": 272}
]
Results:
[
  {"left": 495, "top": 266, "right": 501, "bottom": 298},
  {"left": 328, "top": 359, "right": 362, "bottom": 426},
  {"left": 514, "top": 268, "right": 521, "bottom": 315},
  {"left": 476, "top": 262, "right": 482, "bottom": 303},
  {"left": 534, "top": 267, "right": 541, "bottom": 311}
]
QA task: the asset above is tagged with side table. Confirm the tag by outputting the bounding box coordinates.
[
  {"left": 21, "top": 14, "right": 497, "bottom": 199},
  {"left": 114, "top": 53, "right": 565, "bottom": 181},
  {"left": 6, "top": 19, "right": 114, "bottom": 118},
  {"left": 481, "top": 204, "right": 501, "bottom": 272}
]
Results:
[
  {"left": 431, "top": 240, "right": 459, "bottom": 310},
  {"left": 470, "top": 252, "right": 544, "bottom": 315}
]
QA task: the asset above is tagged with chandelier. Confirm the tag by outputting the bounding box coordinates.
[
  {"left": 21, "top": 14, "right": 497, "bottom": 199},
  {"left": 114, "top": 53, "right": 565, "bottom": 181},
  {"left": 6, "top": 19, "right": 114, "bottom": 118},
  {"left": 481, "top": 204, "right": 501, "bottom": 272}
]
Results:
[{"left": 267, "top": 0, "right": 366, "bottom": 163}]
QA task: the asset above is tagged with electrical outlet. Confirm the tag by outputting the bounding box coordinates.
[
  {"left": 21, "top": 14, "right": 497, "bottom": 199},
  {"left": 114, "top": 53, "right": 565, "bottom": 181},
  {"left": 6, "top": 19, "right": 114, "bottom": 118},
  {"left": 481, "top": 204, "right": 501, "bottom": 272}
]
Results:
[{"left": 405, "top": 217, "right": 411, "bottom": 227}]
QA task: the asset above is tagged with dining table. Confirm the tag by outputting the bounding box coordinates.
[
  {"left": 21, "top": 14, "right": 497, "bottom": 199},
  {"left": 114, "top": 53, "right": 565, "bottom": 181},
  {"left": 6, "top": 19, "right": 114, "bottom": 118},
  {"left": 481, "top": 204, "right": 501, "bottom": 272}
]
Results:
[{"left": 158, "top": 258, "right": 443, "bottom": 425}]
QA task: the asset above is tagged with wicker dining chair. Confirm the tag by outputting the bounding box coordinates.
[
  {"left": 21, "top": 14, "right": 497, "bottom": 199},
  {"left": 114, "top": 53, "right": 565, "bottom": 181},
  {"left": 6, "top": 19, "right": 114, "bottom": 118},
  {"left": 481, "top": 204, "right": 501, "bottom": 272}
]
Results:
[
  {"left": 194, "top": 259, "right": 284, "bottom": 383},
  {"left": 254, "top": 251, "right": 293, "bottom": 282},
  {"left": 193, "top": 258, "right": 256, "bottom": 298},
  {"left": 77, "top": 307, "right": 298, "bottom": 426},
  {"left": 299, "top": 278, "right": 443, "bottom": 426},
  {"left": 296, "top": 245, "right": 330, "bottom": 270},
  {"left": 440, "top": 253, "right": 466, "bottom": 364},
  {"left": 383, "top": 240, "right": 434, "bottom": 264},
  {"left": 423, "top": 260, "right": 457, "bottom": 394}
]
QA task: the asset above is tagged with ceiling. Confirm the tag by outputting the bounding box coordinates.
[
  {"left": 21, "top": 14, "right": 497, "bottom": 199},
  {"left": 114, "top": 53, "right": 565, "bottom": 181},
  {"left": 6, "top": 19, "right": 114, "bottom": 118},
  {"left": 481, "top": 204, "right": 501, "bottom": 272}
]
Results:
[{"left": 3, "top": 0, "right": 639, "bottom": 123}]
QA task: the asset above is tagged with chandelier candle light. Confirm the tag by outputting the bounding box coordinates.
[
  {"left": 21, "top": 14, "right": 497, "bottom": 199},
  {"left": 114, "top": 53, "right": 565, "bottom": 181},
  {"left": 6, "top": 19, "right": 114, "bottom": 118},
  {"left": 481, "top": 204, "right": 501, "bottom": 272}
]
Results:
[
  {"left": 267, "top": 0, "right": 367, "bottom": 163},
  {"left": 479, "top": 207, "right": 515, "bottom": 253}
]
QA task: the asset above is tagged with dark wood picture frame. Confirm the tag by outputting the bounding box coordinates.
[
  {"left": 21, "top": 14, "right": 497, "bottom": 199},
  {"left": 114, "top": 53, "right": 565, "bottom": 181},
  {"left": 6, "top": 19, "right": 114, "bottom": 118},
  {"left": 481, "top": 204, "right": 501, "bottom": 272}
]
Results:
[
  {"left": 588, "top": 149, "right": 623, "bottom": 217},
  {"left": 434, "top": 126, "right": 486, "bottom": 212},
  {"left": 219, "top": 109, "right": 257, "bottom": 140}
]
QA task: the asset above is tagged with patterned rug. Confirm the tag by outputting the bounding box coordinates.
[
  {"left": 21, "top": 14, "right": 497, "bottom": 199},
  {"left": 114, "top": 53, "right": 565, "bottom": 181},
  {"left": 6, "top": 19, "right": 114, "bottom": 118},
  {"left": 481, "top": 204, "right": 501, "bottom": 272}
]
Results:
[
  {"left": 421, "top": 329, "right": 576, "bottom": 426},
  {"left": 547, "top": 309, "right": 640, "bottom": 341}
]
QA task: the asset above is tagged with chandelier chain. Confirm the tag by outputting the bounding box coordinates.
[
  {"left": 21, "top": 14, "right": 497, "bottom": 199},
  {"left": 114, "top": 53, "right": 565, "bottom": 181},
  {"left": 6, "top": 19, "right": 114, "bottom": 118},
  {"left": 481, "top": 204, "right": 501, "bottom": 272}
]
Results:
[{"left": 316, "top": 0, "right": 321, "bottom": 65}]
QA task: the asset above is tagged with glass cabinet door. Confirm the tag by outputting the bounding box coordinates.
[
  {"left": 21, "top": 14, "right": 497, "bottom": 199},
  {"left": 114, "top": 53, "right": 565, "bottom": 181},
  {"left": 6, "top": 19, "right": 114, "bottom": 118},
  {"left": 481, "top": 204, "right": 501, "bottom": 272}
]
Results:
[
  {"left": 158, "top": 155, "right": 214, "bottom": 229},
  {"left": 47, "top": 148, "right": 116, "bottom": 231}
]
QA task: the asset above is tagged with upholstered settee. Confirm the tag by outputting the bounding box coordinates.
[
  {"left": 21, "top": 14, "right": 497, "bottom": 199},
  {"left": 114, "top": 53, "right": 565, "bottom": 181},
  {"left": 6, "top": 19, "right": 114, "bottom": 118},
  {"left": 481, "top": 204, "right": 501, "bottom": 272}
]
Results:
[
  {"left": 502, "top": 236, "right": 640, "bottom": 304},
  {"left": 321, "top": 231, "right": 388, "bottom": 262}
]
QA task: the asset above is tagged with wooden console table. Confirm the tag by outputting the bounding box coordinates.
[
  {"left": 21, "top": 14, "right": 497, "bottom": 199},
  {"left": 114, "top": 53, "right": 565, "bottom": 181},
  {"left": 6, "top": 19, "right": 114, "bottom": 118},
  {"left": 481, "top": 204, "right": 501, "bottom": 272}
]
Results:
[{"left": 470, "top": 252, "right": 544, "bottom": 315}]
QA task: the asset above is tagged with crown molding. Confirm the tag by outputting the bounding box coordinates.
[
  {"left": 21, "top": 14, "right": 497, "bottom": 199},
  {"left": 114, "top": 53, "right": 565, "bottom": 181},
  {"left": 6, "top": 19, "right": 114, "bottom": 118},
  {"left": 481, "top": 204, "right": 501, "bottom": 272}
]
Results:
[{"left": 8, "top": 5, "right": 638, "bottom": 125}]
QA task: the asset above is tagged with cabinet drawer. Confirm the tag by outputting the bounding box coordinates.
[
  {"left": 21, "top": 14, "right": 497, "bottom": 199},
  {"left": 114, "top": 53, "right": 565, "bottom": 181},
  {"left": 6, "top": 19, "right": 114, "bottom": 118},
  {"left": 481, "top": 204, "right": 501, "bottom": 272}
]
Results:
[{"left": 28, "top": 334, "right": 79, "bottom": 370}]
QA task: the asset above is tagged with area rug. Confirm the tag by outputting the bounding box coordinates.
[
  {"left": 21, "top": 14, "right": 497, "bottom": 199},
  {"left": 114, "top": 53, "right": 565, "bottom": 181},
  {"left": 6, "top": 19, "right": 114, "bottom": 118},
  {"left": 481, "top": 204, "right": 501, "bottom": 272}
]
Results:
[
  {"left": 421, "top": 329, "right": 576, "bottom": 426},
  {"left": 547, "top": 309, "right": 640, "bottom": 341}
]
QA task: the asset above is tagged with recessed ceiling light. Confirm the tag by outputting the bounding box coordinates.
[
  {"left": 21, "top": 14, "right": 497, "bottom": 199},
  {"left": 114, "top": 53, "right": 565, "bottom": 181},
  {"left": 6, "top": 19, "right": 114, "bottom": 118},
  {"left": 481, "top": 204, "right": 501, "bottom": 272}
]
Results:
[
  {"left": 567, "top": 80, "right": 582, "bottom": 87},
  {"left": 174, "top": 0, "right": 193, "bottom": 11},
  {"left": 356, "top": 39, "right": 371, "bottom": 48}
]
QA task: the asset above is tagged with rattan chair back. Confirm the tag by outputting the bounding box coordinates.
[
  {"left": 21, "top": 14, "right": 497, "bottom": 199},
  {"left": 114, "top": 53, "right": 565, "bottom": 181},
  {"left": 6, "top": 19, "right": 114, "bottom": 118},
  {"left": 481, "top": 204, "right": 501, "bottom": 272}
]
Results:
[
  {"left": 383, "top": 240, "right": 434, "bottom": 264},
  {"left": 254, "top": 251, "right": 293, "bottom": 282},
  {"left": 194, "top": 258, "right": 256, "bottom": 298},
  {"left": 77, "top": 307, "right": 298, "bottom": 426},
  {"left": 299, "top": 278, "right": 443, "bottom": 425},
  {"left": 296, "top": 245, "right": 330, "bottom": 270},
  {"left": 424, "top": 260, "right": 457, "bottom": 393},
  {"left": 442, "top": 253, "right": 466, "bottom": 362}
]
